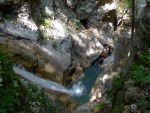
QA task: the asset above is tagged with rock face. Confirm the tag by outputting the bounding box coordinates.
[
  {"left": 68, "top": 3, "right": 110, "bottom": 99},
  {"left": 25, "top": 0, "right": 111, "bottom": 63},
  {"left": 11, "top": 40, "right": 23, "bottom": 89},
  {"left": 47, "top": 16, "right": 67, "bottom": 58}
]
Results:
[
  {"left": 0, "top": 0, "right": 115, "bottom": 84},
  {"left": 0, "top": 0, "right": 118, "bottom": 111}
]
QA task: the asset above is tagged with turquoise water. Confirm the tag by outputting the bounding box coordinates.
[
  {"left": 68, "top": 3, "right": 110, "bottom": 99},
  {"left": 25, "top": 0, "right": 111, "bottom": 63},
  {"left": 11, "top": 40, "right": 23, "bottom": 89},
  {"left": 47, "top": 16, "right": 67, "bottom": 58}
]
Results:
[
  {"left": 70, "top": 60, "right": 102, "bottom": 105},
  {"left": 13, "top": 60, "right": 102, "bottom": 105}
]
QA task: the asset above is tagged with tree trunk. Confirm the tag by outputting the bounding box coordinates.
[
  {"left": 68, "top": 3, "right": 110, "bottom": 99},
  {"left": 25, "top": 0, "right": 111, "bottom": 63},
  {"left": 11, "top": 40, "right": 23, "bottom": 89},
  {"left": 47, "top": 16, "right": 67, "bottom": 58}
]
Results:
[
  {"left": 131, "top": 0, "right": 135, "bottom": 40},
  {"left": 146, "top": 0, "right": 150, "bottom": 7}
]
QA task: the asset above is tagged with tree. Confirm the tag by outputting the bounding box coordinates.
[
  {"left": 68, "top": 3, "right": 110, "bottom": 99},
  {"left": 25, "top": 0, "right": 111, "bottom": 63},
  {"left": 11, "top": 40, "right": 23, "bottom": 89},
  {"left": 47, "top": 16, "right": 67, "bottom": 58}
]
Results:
[{"left": 131, "top": 0, "right": 135, "bottom": 40}]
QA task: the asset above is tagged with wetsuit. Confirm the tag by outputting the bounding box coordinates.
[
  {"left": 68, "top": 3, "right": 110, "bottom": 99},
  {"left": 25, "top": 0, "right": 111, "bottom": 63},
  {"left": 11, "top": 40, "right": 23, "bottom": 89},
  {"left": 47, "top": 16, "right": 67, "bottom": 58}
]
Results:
[
  {"left": 99, "top": 58, "right": 104, "bottom": 65},
  {"left": 99, "top": 44, "right": 111, "bottom": 66}
]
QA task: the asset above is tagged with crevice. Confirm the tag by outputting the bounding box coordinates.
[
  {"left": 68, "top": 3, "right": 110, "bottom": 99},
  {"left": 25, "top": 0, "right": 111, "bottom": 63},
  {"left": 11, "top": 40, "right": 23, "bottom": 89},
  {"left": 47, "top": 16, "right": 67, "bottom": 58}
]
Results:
[
  {"left": 32, "top": 53, "right": 39, "bottom": 74},
  {"left": 63, "top": 61, "right": 76, "bottom": 87},
  {"left": 80, "top": 19, "right": 89, "bottom": 29},
  {"left": 91, "top": 44, "right": 114, "bottom": 65}
]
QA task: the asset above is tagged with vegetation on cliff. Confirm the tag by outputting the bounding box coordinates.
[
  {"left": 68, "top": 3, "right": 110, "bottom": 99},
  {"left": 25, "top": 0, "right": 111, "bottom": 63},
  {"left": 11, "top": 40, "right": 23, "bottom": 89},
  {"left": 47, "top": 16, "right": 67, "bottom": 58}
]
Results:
[
  {"left": 93, "top": 37, "right": 150, "bottom": 113},
  {"left": 0, "top": 50, "right": 70, "bottom": 113},
  {"left": 92, "top": 1, "right": 150, "bottom": 113}
]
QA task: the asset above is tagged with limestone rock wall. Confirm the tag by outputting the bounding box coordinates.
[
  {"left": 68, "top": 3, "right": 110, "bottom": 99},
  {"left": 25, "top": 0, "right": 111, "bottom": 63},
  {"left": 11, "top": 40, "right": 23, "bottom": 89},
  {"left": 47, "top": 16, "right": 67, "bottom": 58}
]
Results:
[{"left": 0, "top": 0, "right": 116, "bottom": 84}]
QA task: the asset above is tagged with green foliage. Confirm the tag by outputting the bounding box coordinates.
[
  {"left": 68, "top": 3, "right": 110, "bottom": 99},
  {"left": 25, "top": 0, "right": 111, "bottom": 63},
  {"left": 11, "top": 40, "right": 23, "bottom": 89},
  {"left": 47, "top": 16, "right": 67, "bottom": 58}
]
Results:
[
  {"left": 0, "top": 11, "right": 13, "bottom": 23},
  {"left": 93, "top": 102, "right": 110, "bottom": 113},
  {"left": 112, "top": 93, "right": 125, "bottom": 113},
  {"left": 41, "top": 11, "right": 51, "bottom": 18},
  {"left": 73, "top": 18, "right": 81, "bottom": 30},
  {"left": 130, "top": 50, "right": 150, "bottom": 86},
  {"left": 23, "top": 0, "right": 41, "bottom": 6},
  {"left": 79, "top": 6, "right": 86, "bottom": 10},
  {"left": 137, "top": 14, "right": 150, "bottom": 43},
  {"left": 0, "top": 12, "right": 5, "bottom": 23},
  {"left": 5, "top": 14, "right": 13, "bottom": 20},
  {"left": 0, "top": 50, "right": 65, "bottom": 113},
  {"left": 38, "top": 31, "right": 46, "bottom": 40},
  {"left": 43, "top": 20, "right": 52, "bottom": 28},
  {"left": 104, "top": 49, "right": 150, "bottom": 112},
  {"left": 105, "top": 72, "right": 126, "bottom": 97},
  {"left": 112, "top": 74, "right": 125, "bottom": 90},
  {"left": 110, "top": 73, "right": 126, "bottom": 112},
  {"left": 138, "top": 97, "right": 150, "bottom": 106},
  {"left": 124, "top": 0, "right": 132, "bottom": 8},
  {"left": 103, "top": 48, "right": 150, "bottom": 112},
  {"left": 131, "top": 65, "right": 150, "bottom": 86},
  {"left": 137, "top": 51, "right": 150, "bottom": 67},
  {"left": 73, "top": 18, "right": 80, "bottom": 23},
  {"left": 145, "top": 111, "right": 150, "bottom": 113},
  {"left": 78, "top": 3, "right": 90, "bottom": 10},
  {"left": 100, "top": 72, "right": 126, "bottom": 113}
]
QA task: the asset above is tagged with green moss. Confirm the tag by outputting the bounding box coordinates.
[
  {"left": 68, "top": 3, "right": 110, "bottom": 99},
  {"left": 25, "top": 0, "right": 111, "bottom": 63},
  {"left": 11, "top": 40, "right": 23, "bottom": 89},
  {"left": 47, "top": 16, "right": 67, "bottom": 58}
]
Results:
[{"left": 43, "top": 19, "right": 52, "bottom": 28}]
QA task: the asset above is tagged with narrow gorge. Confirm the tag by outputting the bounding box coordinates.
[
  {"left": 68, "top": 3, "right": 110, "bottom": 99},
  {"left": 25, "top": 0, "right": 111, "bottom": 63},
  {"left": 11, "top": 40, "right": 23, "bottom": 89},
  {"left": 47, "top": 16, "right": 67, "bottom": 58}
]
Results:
[{"left": 0, "top": 0, "right": 149, "bottom": 113}]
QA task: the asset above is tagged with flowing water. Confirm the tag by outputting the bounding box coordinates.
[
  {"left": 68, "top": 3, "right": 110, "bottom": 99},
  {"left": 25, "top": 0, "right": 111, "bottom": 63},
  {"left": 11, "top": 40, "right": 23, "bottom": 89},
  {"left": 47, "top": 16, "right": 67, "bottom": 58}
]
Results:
[
  {"left": 13, "top": 66, "right": 72, "bottom": 94},
  {"left": 13, "top": 60, "right": 102, "bottom": 105},
  {"left": 69, "top": 60, "right": 102, "bottom": 105}
]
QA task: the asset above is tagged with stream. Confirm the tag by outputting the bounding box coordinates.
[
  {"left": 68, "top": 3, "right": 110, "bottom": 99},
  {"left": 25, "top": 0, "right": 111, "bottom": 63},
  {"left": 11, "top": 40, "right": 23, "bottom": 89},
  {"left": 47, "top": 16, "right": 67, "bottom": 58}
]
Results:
[
  {"left": 13, "top": 52, "right": 115, "bottom": 105},
  {"left": 69, "top": 60, "right": 102, "bottom": 105},
  {"left": 13, "top": 60, "right": 102, "bottom": 105}
]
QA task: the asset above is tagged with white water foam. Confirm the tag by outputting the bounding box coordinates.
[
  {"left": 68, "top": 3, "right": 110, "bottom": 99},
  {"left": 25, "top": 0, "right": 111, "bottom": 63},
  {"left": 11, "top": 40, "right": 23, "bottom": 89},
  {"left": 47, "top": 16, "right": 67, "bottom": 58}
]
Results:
[
  {"left": 70, "top": 81, "right": 86, "bottom": 96},
  {"left": 13, "top": 66, "right": 85, "bottom": 96}
]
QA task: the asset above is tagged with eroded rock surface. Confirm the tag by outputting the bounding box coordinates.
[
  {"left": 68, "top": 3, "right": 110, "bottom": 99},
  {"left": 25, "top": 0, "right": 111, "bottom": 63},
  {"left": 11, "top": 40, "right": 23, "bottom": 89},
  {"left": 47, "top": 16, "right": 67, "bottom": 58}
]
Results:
[
  {"left": 0, "top": 0, "right": 119, "bottom": 111},
  {"left": 0, "top": 0, "right": 115, "bottom": 83}
]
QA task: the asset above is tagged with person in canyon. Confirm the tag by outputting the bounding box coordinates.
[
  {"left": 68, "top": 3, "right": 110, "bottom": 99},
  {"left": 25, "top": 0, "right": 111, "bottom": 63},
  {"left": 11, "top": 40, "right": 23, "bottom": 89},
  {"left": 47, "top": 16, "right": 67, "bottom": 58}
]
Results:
[
  {"left": 99, "top": 53, "right": 105, "bottom": 67},
  {"left": 99, "top": 44, "right": 114, "bottom": 67}
]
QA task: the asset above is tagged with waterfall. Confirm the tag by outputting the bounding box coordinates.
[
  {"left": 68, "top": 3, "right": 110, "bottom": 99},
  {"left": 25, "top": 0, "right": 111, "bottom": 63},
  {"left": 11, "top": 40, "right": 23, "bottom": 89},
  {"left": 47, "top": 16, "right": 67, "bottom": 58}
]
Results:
[
  {"left": 13, "top": 53, "right": 113, "bottom": 105},
  {"left": 13, "top": 66, "right": 85, "bottom": 96}
]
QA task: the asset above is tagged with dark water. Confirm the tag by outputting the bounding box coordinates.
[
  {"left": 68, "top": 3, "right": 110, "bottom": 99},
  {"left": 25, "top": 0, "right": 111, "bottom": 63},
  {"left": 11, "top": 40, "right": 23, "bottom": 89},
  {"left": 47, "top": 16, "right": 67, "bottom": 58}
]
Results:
[{"left": 70, "top": 60, "right": 102, "bottom": 105}]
